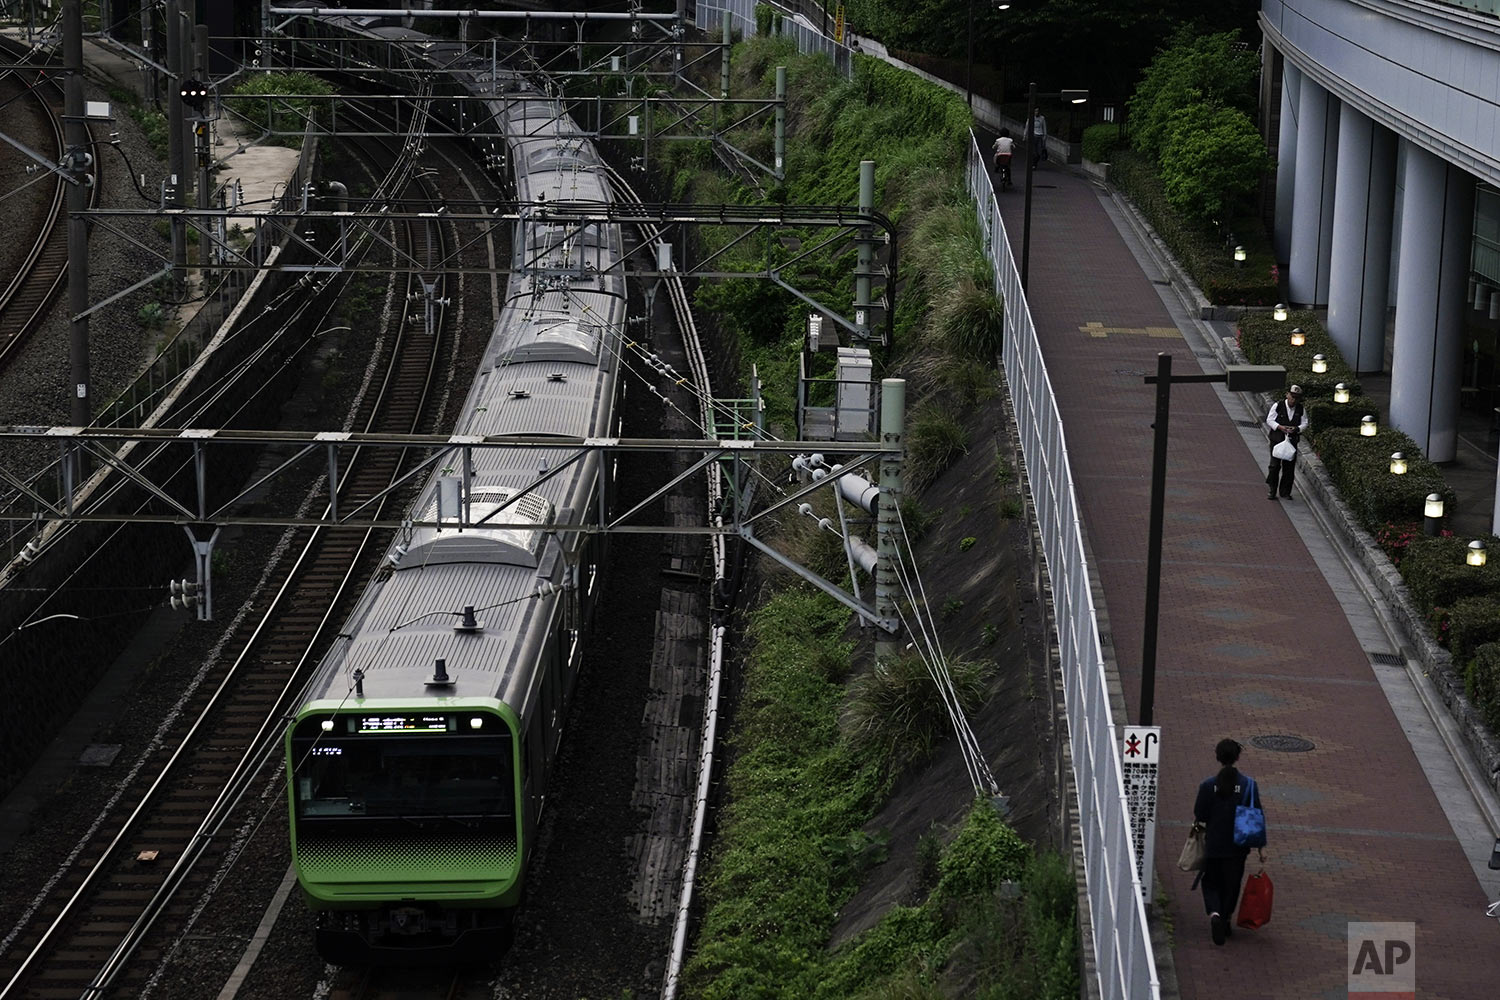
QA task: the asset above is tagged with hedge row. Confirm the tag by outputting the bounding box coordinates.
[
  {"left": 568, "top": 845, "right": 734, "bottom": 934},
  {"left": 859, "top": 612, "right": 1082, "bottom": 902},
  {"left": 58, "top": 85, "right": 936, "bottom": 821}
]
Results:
[
  {"left": 1109, "top": 150, "right": 1278, "bottom": 307},
  {"left": 1240, "top": 310, "right": 1500, "bottom": 727}
]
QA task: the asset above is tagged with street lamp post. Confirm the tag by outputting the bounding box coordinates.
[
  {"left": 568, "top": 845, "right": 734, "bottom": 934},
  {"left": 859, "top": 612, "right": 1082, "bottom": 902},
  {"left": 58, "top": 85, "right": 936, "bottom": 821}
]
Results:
[
  {"left": 1139, "top": 356, "right": 1287, "bottom": 725},
  {"left": 1020, "top": 82, "right": 1088, "bottom": 291},
  {"left": 966, "top": 0, "right": 975, "bottom": 106},
  {"left": 965, "top": 1, "right": 1011, "bottom": 108}
]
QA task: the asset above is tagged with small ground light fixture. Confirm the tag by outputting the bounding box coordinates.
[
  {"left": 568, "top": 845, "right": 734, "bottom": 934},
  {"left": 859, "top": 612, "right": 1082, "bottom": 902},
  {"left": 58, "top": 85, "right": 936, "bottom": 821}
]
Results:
[
  {"left": 1360, "top": 414, "right": 1378, "bottom": 436},
  {"left": 1390, "top": 452, "right": 1407, "bottom": 475},
  {"left": 1290, "top": 327, "right": 1306, "bottom": 346},
  {"left": 1469, "top": 540, "right": 1488, "bottom": 567},
  {"left": 1312, "top": 353, "right": 1328, "bottom": 373},
  {"left": 1234, "top": 245, "right": 1247, "bottom": 266},
  {"left": 1273, "top": 303, "right": 1288, "bottom": 321},
  {"left": 1334, "top": 382, "right": 1350, "bottom": 403},
  {"left": 1425, "top": 493, "right": 1445, "bottom": 536}
]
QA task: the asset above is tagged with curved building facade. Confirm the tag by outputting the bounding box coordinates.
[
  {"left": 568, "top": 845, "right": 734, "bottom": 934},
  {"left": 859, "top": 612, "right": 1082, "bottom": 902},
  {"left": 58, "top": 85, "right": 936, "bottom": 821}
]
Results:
[{"left": 1263, "top": 0, "right": 1500, "bottom": 494}]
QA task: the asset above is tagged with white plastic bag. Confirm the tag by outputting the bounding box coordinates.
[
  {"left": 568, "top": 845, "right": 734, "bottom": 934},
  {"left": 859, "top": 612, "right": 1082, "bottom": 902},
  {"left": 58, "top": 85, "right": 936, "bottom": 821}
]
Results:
[{"left": 1272, "top": 439, "right": 1297, "bottom": 461}]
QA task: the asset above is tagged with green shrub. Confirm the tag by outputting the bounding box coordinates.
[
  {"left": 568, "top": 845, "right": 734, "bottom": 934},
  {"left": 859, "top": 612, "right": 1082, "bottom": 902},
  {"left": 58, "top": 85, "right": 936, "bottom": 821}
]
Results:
[
  {"left": 1158, "top": 103, "right": 1271, "bottom": 224},
  {"left": 754, "top": 3, "right": 781, "bottom": 35},
  {"left": 1081, "top": 123, "right": 1122, "bottom": 164},
  {"left": 1019, "top": 851, "right": 1082, "bottom": 1000},
  {"left": 1466, "top": 643, "right": 1500, "bottom": 735},
  {"left": 227, "top": 72, "right": 333, "bottom": 147},
  {"left": 1127, "top": 29, "right": 1259, "bottom": 164},
  {"left": 1108, "top": 151, "right": 1277, "bottom": 306},
  {"left": 1236, "top": 309, "right": 1360, "bottom": 400},
  {"left": 934, "top": 800, "right": 1030, "bottom": 900},
  {"left": 1311, "top": 427, "right": 1450, "bottom": 532},
  {"left": 936, "top": 278, "right": 1004, "bottom": 362},
  {"left": 1402, "top": 535, "right": 1499, "bottom": 610},
  {"left": 915, "top": 827, "right": 943, "bottom": 892},
  {"left": 1375, "top": 521, "right": 1423, "bottom": 569},
  {"left": 1448, "top": 595, "right": 1500, "bottom": 662}
]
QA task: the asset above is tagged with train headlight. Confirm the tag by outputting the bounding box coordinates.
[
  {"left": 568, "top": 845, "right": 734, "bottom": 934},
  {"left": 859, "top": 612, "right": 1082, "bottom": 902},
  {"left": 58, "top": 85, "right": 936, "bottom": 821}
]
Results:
[
  {"left": 321, "top": 719, "right": 335, "bottom": 731},
  {"left": 470, "top": 717, "right": 484, "bottom": 730}
]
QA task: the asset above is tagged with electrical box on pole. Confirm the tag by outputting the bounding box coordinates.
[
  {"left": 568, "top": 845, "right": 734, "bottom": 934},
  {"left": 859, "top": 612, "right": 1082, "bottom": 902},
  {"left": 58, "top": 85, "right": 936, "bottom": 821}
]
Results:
[{"left": 1224, "top": 365, "right": 1288, "bottom": 393}]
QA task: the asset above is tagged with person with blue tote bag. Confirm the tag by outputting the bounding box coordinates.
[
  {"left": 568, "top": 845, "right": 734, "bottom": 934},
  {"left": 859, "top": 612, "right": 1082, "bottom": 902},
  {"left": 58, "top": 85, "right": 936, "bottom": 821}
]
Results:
[{"left": 1192, "top": 738, "right": 1266, "bottom": 944}]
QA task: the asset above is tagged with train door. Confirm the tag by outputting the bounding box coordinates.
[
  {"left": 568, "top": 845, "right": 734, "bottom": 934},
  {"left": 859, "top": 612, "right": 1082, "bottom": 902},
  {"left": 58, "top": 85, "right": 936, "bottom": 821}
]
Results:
[
  {"left": 543, "top": 627, "right": 563, "bottom": 757},
  {"left": 526, "top": 718, "right": 546, "bottom": 823}
]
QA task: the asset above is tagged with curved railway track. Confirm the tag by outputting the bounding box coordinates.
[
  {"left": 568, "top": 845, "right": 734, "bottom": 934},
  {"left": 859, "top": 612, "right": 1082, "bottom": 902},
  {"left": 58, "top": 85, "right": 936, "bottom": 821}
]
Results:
[
  {"left": 0, "top": 97, "right": 463, "bottom": 1000},
  {"left": 2, "top": 40, "right": 730, "bottom": 999},
  {"left": 0, "top": 37, "right": 100, "bottom": 370}
]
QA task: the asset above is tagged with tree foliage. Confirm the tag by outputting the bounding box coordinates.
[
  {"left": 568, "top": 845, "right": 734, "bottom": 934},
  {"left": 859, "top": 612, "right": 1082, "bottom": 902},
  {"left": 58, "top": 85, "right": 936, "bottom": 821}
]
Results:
[
  {"left": 1157, "top": 102, "right": 1270, "bottom": 223},
  {"left": 1126, "top": 28, "right": 1259, "bottom": 163},
  {"left": 841, "top": 0, "right": 1261, "bottom": 105}
]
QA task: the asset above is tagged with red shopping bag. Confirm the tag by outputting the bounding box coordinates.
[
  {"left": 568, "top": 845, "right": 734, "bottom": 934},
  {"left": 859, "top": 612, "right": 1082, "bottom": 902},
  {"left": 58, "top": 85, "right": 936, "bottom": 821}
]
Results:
[{"left": 1236, "top": 869, "right": 1273, "bottom": 929}]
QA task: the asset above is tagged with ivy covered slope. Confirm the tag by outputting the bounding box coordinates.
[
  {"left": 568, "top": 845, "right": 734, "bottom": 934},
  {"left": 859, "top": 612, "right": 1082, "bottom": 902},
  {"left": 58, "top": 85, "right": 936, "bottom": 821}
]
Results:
[{"left": 672, "top": 37, "right": 1076, "bottom": 1000}]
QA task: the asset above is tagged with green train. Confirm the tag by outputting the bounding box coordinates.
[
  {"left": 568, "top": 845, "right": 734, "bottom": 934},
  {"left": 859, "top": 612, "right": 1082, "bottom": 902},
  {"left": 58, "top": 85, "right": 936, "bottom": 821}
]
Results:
[{"left": 283, "top": 16, "right": 625, "bottom": 964}]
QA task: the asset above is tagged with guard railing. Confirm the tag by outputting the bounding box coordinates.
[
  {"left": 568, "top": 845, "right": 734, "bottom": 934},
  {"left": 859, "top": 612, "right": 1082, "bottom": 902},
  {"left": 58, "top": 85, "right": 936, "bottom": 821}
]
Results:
[{"left": 967, "top": 132, "right": 1161, "bottom": 1000}]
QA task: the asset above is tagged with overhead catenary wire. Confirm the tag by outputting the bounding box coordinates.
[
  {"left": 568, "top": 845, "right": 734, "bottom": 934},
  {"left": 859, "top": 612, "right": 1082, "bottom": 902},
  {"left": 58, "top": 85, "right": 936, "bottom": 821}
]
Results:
[{"left": 892, "top": 504, "right": 1000, "bottom": 797}]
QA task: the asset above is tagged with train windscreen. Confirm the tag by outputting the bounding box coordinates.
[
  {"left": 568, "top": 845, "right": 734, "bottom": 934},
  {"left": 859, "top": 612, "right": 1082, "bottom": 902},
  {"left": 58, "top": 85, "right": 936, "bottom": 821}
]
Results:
[{"left": 291, "top": 716, "right": 514, "bottom": 831}]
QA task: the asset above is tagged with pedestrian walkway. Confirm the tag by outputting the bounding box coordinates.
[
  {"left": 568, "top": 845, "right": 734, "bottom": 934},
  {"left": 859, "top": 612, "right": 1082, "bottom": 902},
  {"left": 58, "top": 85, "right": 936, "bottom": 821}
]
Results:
[{"left": 989, "top": 156, "right": 1500, "bottom": 997}]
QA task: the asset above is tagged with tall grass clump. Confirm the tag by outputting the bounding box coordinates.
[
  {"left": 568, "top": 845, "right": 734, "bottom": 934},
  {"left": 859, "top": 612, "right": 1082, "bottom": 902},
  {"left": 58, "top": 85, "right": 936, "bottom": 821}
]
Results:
[
  {"left": 842, "top": 653, "right": 996, "bottom": 769},
  {"left": 906, "top": 403, "right": 970, "bottom": 490}
]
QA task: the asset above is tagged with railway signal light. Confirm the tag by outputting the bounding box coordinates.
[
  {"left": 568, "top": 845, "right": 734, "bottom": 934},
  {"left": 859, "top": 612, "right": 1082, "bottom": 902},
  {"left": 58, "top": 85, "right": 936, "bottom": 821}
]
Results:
[
  {"left": 180, "top": 78, "right": 208, "bottom": 112},
  {"left": 169, "top": 578, "right": 199, "bottom": 611}
]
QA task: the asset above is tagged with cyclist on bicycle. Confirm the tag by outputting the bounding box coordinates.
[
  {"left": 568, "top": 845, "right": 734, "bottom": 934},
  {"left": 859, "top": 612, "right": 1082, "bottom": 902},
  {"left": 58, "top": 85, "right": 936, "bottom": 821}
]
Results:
[{"left": 992, "top": 129, "right": 1015, "bottom": 190}]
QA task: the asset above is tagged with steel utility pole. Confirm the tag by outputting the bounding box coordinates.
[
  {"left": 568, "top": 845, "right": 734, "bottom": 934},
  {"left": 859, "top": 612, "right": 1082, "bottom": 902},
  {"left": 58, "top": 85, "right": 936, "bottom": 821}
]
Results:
[
  {"left": 63, "top": 0, "right": 91, "bottom": 428},
  {"left": 195, "top": 23, "right": 213, "bottom": 273},
  {"left": 166, "top": 0, "right": 187, "bottom": 277}
]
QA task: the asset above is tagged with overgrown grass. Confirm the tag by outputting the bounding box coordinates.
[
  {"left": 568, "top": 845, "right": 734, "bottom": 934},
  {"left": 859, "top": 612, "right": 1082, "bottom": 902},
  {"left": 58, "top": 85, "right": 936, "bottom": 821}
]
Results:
[
  {"left": 672, "top": 36, "right": 991, "bottom": 437},
  {"left": 907, "top": 402, "right": 970, "bottom": 490},
  {"left": 842, "top": 653, "right": 996, "bottom": 770},
  {"left": 682, "top": 587, "right": 883, "bottom": 998},
  {"left": 685, "top": 603, "right": 1078, "bottom": 1000},
  {"left": 669, "top": 32, "right": 1078, "bottom": 1000}
]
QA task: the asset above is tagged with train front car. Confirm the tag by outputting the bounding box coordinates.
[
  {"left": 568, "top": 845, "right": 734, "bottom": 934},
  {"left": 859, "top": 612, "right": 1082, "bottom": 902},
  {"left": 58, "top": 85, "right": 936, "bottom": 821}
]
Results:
[{"left": 284, "top": 62, "right": 625, "bottom": 963}]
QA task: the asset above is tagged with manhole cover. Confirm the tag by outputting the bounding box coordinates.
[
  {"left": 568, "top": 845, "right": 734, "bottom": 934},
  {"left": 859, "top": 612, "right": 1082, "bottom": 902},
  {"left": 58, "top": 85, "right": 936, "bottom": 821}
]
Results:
[{"left": 1251, "top": 734, "right": 1315, "bottom": 753}]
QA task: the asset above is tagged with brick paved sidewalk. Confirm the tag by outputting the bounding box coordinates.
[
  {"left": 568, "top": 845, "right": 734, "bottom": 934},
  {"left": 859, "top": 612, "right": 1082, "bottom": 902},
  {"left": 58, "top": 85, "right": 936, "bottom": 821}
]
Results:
[{"left": 993, "top": 162, "right": 1500, "bottom": 999}]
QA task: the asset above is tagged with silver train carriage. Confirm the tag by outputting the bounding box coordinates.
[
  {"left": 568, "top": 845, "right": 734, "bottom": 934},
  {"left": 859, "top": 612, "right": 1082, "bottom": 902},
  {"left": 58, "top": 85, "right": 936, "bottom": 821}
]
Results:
[{"left": 282, "top": 18, "right": 627, "bottom": 963}]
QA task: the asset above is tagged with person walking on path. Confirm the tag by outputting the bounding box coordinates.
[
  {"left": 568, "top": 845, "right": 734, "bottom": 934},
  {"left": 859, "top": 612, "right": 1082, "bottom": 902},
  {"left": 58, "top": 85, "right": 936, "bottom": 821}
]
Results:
[
  {"left": 1029, "top": 110, "right": 1048, "bottom": 168},
  {"left": 1193, "top": 739, "right": 1264, "bottom": 945},
  {"left": 1264, "top": 384, "right": 1308, "bottom": 500}
]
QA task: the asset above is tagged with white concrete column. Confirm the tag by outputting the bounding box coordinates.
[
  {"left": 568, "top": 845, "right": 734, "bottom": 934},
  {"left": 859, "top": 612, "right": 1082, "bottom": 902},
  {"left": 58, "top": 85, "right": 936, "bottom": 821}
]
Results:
[
  {"left": 1327, "top": 107, "right": 1396, "bottom": 375},
  {"left": 1274, "top": 62, "right": 1301, "bottom": 266},
  {"left": 1389, "top": 144, "right": 1475, "bottom": 463},
  {"left": 1289, "top": 77, "right": 1338, "bottom": 306}
]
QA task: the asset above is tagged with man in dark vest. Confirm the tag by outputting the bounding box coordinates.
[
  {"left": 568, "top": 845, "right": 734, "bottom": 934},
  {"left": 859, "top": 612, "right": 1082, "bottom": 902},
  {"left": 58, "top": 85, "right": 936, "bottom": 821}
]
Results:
[{"left": 1264, "top": 384, "right": 1309, "bottom": 500}]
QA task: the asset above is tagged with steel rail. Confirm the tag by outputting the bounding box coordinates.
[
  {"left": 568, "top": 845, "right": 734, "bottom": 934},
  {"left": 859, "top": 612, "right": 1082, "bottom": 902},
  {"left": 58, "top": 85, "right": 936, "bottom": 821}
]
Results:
[
  {"left": 78, "top": 94, "right": 450, "bottom": 1000},
  {"left": 0, "top": 92, "right": 449, "bottom": 1000},
  {"left": 0, "top": 38, "right": 99, "bottom": 369}
]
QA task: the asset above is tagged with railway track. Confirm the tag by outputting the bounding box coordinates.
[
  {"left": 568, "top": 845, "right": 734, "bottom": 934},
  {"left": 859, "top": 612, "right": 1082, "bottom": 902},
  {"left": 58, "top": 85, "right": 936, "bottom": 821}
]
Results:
[
  {"left": 0, "top": 93, "right": 465, "bottom": 1000},
  {"left": 0, "top": 36, "right": 99, "bottom": 370}
]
